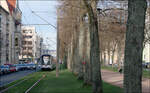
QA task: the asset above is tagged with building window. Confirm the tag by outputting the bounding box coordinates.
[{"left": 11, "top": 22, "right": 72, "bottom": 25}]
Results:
[
  {"left": 0, "top": 12, "right": 1, "bottom": 23},
  {"left": 6, "top": 54, "right": 9, "bottom": 61},
  {"left": 15, "top": 38, "right": 18, "bottom": 46},
  {"left": 23, "top": 47, "right": 27, "bottom": 50},
  {"left": 28, "top": 47, "right": 32, "bottom": 50},
  {"left": 24, "top": 36, "right": 32, "bottom": 39},
  {"left": 144, "top": 55, "right": 146, "bottom": 60},
  {"left": 23, "top": 30, "right": 26, "bottom": 33},
  {"left": 23, "top": 30, "right": 28, "bottom": 33},
  {"left": 28, "top": 41, "right": 32, "bottom": 45}
]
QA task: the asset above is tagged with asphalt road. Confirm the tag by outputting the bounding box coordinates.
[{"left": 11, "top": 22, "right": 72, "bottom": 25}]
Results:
[{"left": 0, "top": 70, "right": 36, "bottom": 87}]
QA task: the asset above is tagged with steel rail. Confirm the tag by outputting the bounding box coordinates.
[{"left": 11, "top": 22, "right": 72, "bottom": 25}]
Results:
[
  {"left": 25, "top": 75, "right": 46, "bottom": 93},
  {"left": 0, "top": 71, "right": 37, "bottom": 93},
  {"left": 0, "top": 78, "right": 29, "bottom": 93}
]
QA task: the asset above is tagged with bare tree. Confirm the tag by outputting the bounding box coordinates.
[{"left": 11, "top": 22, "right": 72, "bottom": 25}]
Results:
[
  {"left": 83, "top": 0, "right": 103, "bottom": 93},
  {"left": 124, "top": 0, "right": 147, "bottom": 93}
]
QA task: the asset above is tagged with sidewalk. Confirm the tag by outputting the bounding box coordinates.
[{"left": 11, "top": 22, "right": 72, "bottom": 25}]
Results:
[{"left": 101, "top": 69, "right": 150, "bottom": 93}]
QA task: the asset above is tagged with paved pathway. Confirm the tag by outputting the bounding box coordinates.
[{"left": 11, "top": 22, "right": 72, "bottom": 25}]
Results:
[{"left": 101, "top": 70, "right": 150, "bottom": 93}]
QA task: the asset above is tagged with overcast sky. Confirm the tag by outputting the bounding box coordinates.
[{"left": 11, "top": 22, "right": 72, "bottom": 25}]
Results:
[{"left": 19, "top": 0, "right": 58, "bottom": 50}]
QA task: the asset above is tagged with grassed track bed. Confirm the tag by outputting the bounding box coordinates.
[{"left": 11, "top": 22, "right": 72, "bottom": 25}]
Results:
[{"left": 2, "top": 70, "right": 123, "bottom": 93}]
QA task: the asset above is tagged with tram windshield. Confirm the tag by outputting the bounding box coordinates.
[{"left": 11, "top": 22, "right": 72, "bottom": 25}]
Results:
[{"left": 43, "top": 56, "right": 50, "bottom": 65}]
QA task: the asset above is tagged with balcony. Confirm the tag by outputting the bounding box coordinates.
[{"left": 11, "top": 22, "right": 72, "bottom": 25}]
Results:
[
  {"left": 23, "top": 38, "right": 33, "bottom": 41},
  {"left": 23, "top": 50, "right": 33, "bottom": 53},
  {"left": 22, "top": 44, "right": 33, "bottom": 47}
]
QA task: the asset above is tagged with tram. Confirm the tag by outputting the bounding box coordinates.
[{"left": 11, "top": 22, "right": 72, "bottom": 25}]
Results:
[{"left": 39, "top": 54, "right": 55, "bottom": 70}]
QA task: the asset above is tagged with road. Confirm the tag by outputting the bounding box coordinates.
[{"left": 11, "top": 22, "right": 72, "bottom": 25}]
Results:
[{"left": 0, "top": 70, "right": 36, "bottom": 87}]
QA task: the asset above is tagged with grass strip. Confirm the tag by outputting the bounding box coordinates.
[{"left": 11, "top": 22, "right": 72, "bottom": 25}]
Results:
[
  {"left": 2, "top": 72, "right": 43, "bottom": 93},
  {"left": 30, "top": 70, "right": 123, "bottom": 93}
]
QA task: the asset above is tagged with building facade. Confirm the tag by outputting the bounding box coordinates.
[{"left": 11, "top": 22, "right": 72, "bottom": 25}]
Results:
[
  {"left": 21, "top": 26, "right": 37, "bottom": 62},
  {"left": 35, "top": 35, "right": 43, "bottom": 59},
  {"left": 0, "top": 0, "right": 22, "bottom": 65},
  {"left": 21, "top": 26, "right": 43, "bottom": 63},
  {"left": 0, "top": 5, "right": 10, "bottom": 65}
]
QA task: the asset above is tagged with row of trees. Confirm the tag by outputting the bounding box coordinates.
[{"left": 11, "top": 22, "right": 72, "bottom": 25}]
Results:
[{"left": 56, "top": 0, "right": 149, "bottom": 93}]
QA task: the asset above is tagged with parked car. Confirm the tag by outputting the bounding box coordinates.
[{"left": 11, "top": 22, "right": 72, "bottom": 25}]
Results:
[
  {"left": 0, "top": 65, "right": 10, "bottom": 74},
  {"left": 0, "top": 68, "right": 2, "bottom": 75},
  {"left": 19, "top": 64, "right": 26, "bottom": 70},
  {"left": 4, "top": 64, "right": 16, "bottom": 72},
  {"left": 26, "top": 64, "right": 31, "bottom": 70},
  {"left": 14, "top": 64, "right": 21, "bottom": 71},
  {"left": 26, "top": 63, "right": 36, "bottom": 70},
  {"left": 30, "top": 63, "right": 36, "bottom": 69}
]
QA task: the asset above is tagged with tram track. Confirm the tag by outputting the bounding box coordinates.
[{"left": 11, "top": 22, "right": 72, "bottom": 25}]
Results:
[
  {"left": 25, "top": 74, "right": 45, "bottom": 93},
  {"left": 0, "top": 77, "right": 29, "bottom": 93},
  {"left": 0, "top": 72, "right": 46, "bottom": 93}
]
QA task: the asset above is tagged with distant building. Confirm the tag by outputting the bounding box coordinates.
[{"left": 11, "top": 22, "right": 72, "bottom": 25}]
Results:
[
  {"left": 35, "top": 35, "right": 43, "bottom": 59},
  {"left": 143, "top": 7, "right": 150, "bottom": 63},
  {"left": 49, "top": 50, "right": 56, "bottom": 57},
  {"left": 0, "top": 0, "right": 22, "bottom": 65},
  {"left": 41, "top": 43, "right": 56, "bottom": 57},
  {"left": 143, "top": 44, "right": 150, "bottom": 62},
  {"left": 20, "top": 26, "right": 43, "bottom": 63},
  {"left": 21, "top": 26, "right": 37, "bottom": 62}
]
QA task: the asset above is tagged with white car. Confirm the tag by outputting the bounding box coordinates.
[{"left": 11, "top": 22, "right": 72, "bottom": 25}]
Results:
[{"left": 0, "top": 65, "right": 10, "bottom": 74}]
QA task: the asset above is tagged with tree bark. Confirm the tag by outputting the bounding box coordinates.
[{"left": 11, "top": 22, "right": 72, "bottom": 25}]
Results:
[
  {"left": 83, "top": 0, "right": 103, "bottom": 93},
  {"left": 107, "top": 48, "right": 110, "bottom": 65},
  {"left": 124, "top": 0, "right": 147, "bottom": 93}
]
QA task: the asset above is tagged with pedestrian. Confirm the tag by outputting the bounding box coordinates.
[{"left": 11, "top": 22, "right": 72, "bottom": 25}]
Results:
[{"left": 118, "top": 67, "right": 122, "bottom": 74}]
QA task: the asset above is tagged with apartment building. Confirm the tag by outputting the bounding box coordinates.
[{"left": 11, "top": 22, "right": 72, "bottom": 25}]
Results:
[
  {"left": 0, "top": 5, "right": 9, "bottom": 65},
  {"left": 21, "top": 26, "right": 37, "bottom": 62},
  {"left": 0, "top": 0, "right": 22, "bottom": 65}
]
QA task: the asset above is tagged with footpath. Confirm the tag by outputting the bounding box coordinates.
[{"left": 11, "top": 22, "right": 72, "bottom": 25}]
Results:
[{"left": 101, "top": 69, "right": 150, "bottom": 93}]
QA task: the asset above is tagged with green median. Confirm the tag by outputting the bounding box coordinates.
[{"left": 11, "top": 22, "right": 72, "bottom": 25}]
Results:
[{"left": 2, "top": 70, "right": 123, "bottom": 93}]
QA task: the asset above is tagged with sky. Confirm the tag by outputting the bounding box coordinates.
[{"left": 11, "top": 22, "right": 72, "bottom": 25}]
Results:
[{"left": 19, "top": 0, "right": 58, "bottom": 50}]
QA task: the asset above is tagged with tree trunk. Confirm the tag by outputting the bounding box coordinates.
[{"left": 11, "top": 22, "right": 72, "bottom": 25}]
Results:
[
  {"left": 100, "top": 51, "right": 103, "bottom": 63},
  {"left": 77, "top": 18, "right": 85, "bottom": 80},
  {"left": 83, "top": 0, "right": 103, "bottom": 93},
  {"left": 104, "top": 51, "right": 106, "bottom": 66},
  {"left": 107, "top": 48, "right": 110, "bottom": 65},
  {"left": 117, "top": 41, "right": 122, "bottom": 68},
  {"left": 63, "top": 49, "right": 67, "bottom": 69},
  {"left": 111, "top": 50, "right": 115, "bottom": 67},
  {"left": 89, "top": 16, "right": 103, "bottom": 93},
  {"left": 124, "top": 0, "right": 147, "bottom": 93}
]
